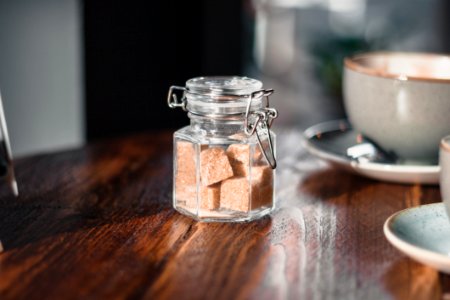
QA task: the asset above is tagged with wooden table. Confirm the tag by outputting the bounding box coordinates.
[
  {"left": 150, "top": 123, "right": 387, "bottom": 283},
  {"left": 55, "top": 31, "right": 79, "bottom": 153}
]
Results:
[{"left": 0, "top": 130, "right": 448, "bottom": 300}]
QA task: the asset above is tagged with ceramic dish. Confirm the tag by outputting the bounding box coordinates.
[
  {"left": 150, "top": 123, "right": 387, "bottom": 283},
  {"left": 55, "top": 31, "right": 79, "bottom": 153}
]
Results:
[
  {"left": 344, "top": 52, "right": 450, "bottom": 162},
  {"left": 384, "top": 203, "right": 450, "bottom": 274},
  {"left": 303, "top": 120, "right": 439, "bottom": 185}
]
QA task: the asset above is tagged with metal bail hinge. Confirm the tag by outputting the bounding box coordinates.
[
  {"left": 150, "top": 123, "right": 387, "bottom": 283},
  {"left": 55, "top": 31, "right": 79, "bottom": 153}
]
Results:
[
  {"left": 244, "top": 89, "right": 275, "bottom": 135},
  {"left": 167, "top": 86, "right": 187, "bottom": 111},
  {"left": 244, "top": 89, "right": 278, "bottom": 169},
  {"left": 256, "top": 120, "right": 277, "bottom": 169}
]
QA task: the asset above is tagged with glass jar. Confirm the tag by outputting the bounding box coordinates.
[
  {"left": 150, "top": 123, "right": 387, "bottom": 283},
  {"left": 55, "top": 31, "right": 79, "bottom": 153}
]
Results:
[{"left": 167, "top": 76, "right": 277, "bottom": 222}]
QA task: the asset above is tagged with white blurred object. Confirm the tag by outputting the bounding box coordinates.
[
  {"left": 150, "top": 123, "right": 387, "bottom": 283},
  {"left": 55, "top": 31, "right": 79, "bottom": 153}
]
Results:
[
  {"left": 254, "top": 2, "right": 297, "bottom": 75},
  {"left": 0, "top": 0, "right": 84, "bottom": 156}
]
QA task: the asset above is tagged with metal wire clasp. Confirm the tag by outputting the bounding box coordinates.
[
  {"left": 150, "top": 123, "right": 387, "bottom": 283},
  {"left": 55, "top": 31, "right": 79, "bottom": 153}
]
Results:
[
  {"left": 167, "top": 86, "right": 187, "bottom": 111},
  {"left": 244, "top": 89, "right": 278, "bottom": 169}
]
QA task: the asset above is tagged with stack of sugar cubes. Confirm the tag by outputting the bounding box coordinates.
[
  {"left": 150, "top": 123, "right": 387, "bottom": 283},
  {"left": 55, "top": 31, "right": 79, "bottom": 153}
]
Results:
[{"left": 175, "top": 141, "right": 273, "bottom": 214}]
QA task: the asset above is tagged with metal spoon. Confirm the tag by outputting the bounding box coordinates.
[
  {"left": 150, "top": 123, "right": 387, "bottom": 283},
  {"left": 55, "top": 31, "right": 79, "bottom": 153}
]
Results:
[{"left": 346, "top": 134, "right": 397, "bottom": 164}]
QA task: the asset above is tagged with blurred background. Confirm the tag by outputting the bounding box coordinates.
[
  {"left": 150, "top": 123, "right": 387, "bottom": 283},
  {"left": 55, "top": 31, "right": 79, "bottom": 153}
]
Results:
[{"left": 0, "top": 0, "right": 448, "bottom": 156}]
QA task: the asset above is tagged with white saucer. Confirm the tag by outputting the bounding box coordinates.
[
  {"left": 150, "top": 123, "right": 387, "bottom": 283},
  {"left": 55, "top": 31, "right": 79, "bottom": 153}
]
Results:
[
  {"left": 384, "top": 203, "right": 450, "bottom": 274},
  {"left": 304, "top": 120, "right": 439, "bottom": 184}
]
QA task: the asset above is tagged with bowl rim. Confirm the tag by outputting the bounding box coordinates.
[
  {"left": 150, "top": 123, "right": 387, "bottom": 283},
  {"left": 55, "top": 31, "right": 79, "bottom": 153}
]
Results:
[{"left": 344, "top": 51, "right": 450, "bottom": 83}]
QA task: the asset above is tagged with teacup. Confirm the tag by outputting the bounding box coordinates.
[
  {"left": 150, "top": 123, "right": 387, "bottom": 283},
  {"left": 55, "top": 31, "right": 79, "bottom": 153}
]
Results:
[
  {"left": 343, "top": 52, "right": 450, "bottom": 164},
  {"left": 441, "top": 136, "right": 450, "bottom": 217}
]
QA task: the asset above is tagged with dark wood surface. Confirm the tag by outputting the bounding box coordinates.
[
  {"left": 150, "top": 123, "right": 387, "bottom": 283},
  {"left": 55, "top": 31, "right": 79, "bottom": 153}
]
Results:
[{"left": 0, "top": 130, "right": 447, "bottom": 300}]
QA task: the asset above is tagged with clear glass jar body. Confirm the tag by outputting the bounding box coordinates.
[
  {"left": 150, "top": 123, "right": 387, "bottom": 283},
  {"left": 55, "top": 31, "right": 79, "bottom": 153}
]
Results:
[{"left": 173, "top": 115, "right": 276, "bottom": 222}]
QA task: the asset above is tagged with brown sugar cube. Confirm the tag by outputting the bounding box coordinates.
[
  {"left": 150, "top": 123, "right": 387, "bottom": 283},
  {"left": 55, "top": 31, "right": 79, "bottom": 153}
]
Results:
[
  {"left": 226, "top": 144, "right": 263, "bottom": 176},
  {"left": 176, "top": 166, "right": 196, "bottom": 189},
  {"left": 220, "top": 177, "right": 252, "bottom": 212},
  {"left": 176, "top": 141, "right": 195, "bottom": 170},
  {"left": 175, "top": 184, "right": 196, "bottom": 205},
  {"left": 250, "top": 165, "right": 273, "bottom": 209},
  {"left": 227, "top": 144, "right": 262, "bottom": 165},
  {"left": 186, "top": 183, "right": 221, "bottom": 210},
  {"left": 176, "top": 142, "right": 210, "bottom": 187},
  {"left": 200, "top": 147, "right": 233, "bottom": 186},
  {"left": 176, "top": 141, "right": 197, "bottom": 185},
  {"left": 175, "top": 141, "right": 197, "bottom": 206},
  {"left": 228, "top": 161, "right": 247, "bottom": 177},
  {"left": 200, "top": 184, "right": 221, "bottom": 210},
  {"left": 220, "top": 165, "right": 273, "bottom": 212},
  {"left": 176, "top": 142, "right": 223, "bottom": 211},
  {"left": 250, "top": 165, "right": 273, "bottom": 186},
  {"left": 220, "top": 179, "right": 273, "bottom": 212},
  {"left": 251, "top": 183, "right": 273, "bottom": 209}
]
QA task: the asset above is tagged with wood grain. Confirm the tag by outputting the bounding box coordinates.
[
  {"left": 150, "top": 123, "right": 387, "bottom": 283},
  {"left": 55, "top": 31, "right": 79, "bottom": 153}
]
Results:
[{"left": 0, "top": 130, "right": 447, "bottom": 300}]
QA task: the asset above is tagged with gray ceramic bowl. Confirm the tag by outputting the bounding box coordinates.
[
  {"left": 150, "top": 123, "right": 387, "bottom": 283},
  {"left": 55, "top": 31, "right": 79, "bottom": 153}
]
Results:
[{"left": 343, "top": 52, "right": 450, "bottom": 163}]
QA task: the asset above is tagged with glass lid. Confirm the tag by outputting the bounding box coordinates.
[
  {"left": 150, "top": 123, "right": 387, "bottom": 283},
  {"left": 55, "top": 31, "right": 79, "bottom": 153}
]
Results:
[{"left": 186, "top": 76, "right": 263, "bottom": 96}]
